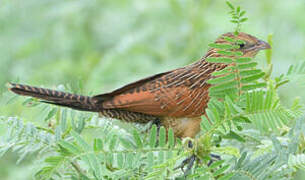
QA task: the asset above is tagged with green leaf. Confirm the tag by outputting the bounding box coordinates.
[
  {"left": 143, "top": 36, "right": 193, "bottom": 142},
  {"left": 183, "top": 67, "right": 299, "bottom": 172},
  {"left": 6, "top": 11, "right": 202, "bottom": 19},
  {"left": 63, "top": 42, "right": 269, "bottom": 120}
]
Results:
[
  {"left": 71, "top": 131, "right": 90, "bottom": 151},
  {"left": 241, "top": 82, "right": 266, "bottom": 91},
  {"left": 288, "top": 154, "right": 305, "bottom": 170},
  {"left": 60, "top": 109, "right": 67, "bottom": 132},
  {"left": 206, "top": 57, "right": 233, "bottom": 64},
  {"left": 236, "top": 6, "right": 240, "bottom": 13},
  {"left": 132, "top": 129, "right": 143, "bottom": 148},
  {"left": 208, "top": 43, "right": 238, "bottom": 50},
  {"left": 265, "top": 34, "right": 273, "bottom": 65},
  {"left": 233, "top": 116, "right": 251, "bottom": 123},
  {"left": 223, "top": 131, "right": 245, "bottom": 142},
  {"left": 232, "top": 15, "right": 239, "bottom": 20},
  {"left": 44, "top": 108, "right": 57, "bottom": 121},
  {"left": 109, "top": 135, "right": 118, "bottom": 151},
  {"left": 241, "top": 72, "right": 265, "bottom": 83},
  {"left": 209, "top": 80, "right": 238, "bottom": 92},
  {"left": 223, "top": 36, "right": 236, "bottom": 43},
  {"left": 240, "top": 69, "right": 262, "bottom": 76},
  {"left": 58, "top": 140, "right": 81, "bottom": 155},
  {"left": 226, "top": 1, "right": 235, "bottom": 10},
  {"left": 45, "top": 156, "right": 63, "bottom": 166},
  {"left": 147, "top": 152, "right": 154, "bottom": 169},
  {"left": 209, "top": 160, "right": 225, "bottom": 169},
  {"left": 237, "top": 62, "right": 258, "bottom": 69},
  {"left": 126, "top": 153, "right": 134, "bottom": 168},
  {"left": 168, "top": 128, "right": 175, "bottom": 148},
  {"left": 159, "top": 127, "right": 166, "bottom": 147},
  {"left": 94, "top": 138, "right": 103, "bottom": 152},
  {"left": 117, "top": 153, "right": 124, "bottom": 168},
  {"left": 22, "top": 98, "right": 39, "bottom": 107},
  {"left": 70, "top": 131, "right": 102, "bottom": 179},
  {"left": 217, "top": 50, "right": 242, "bottom": 56},
  {"left": 240, "top": 10, "right": 246, "bottom": 17},
  {"left": 213, "top": 164, "right": 230, "bottom": 176},
  {"left": 234, "top": 31, "right": 239, "bottom": 36},
  {"left": 120, "top": 137, "right": 135, "bottom": 149},
  {"left": 206, "top": 109, "right": 217, "bottom": 123},
  {"left": 212, "top": 67, "right": 232, "bottom": 76},
  {"left": 236, "top": 39, "right": 246, "bottom": 45},
  {"left": 149, "top": 125, "right": 157, "bottom": 148},
  {"left": 158, "top": 151, "right": 164, "bottom": 164},
  {"left": 71, "top": 115, "right": 85, "bottom": 133},
  {"left": 214, "top": 146, "right": 240, "bottom": 158},
  {"left": 240, "top": 17, "right": 248, "bottom": 22},
  {"left": 208, "top": 74, "right": 236, "bottom": 84},
  {"left": 236, "top": 57, "right": 252, "bottom": 63},
  {"left": 230, "top": 20, "right": 239, "bottom": 24},
  {"left": 235, "top": 152, "right": 247, "bottom": 169},
  {"left": 0, "top": 146, "right": 10, "bottom": 158}
]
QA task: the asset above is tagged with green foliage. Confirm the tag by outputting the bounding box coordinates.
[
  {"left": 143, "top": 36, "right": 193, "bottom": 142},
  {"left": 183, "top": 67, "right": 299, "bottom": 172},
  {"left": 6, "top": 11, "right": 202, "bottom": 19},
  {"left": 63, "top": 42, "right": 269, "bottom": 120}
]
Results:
[
  {"left": 1, "top": 1, "right": 305, "bottom": 179},
  {"left": 231, "top": 117, "right": 304, "bottom": 180},
  {"left": 0, "top": 116, "right": 57, "bottom": 164},
  {"left": 289, "top": 154, "right": 305, "bottom": 170},
  {"left": 226, "top": 1, "right": 248, "bottom": 35},
  {"left": 285, "top": 61, "right": 305, "bottom": 86},
  {"left": 0, "top": 115, "right": 185, "bottom": 179}
]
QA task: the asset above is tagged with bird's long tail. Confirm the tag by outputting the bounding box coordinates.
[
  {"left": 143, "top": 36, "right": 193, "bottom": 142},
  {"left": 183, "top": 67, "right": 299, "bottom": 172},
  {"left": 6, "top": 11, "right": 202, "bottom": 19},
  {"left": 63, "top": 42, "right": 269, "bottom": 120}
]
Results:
[{"left": 8, "top": 83, "right": 99, "bottom": 112}]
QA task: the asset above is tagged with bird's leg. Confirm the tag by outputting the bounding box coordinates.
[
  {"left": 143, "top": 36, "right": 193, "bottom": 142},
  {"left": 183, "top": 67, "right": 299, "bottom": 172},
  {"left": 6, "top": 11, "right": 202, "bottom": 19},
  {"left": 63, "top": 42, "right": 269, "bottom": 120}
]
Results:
[
  {"left": 142, "top": 118, "right": 162, "bottom": 146},
  {"left": 208, "top": 153, "right": 221, "bottom": 166},
  {"left": 154, "top": 118, "right": 161, "bottom": 146},
  {"left": 153, "top": 118, "right": 161, "bottom": 132},
  {"left": 174, "top": 141, "right": 221, "bottom": 176},
  {"left": 174, "top": 154, "right": 196, "bottom": 176},
  {"left": 174, "top": 140, "right": 197, "bottom": 176}
]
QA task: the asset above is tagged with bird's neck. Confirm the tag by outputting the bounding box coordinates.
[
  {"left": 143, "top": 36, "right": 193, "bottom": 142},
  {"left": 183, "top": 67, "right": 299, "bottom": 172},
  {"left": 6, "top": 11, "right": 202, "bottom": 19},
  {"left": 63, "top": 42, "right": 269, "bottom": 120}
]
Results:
[{"left": 193, "top": 49, "right": 224, "bottom": 68}]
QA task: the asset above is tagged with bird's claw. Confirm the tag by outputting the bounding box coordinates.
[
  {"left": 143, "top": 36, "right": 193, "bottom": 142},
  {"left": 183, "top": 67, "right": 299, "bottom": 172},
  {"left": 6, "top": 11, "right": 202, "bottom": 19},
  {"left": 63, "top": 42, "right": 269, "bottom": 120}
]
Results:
[
  {"left": 208, "top": 153, "right": 221, "bottom": 166},
  {"left": 174, "top": 154, "right": 196, "bottom": 176},
  {"left": 174, "top": 153, "right": 221, "bottom": 177}
]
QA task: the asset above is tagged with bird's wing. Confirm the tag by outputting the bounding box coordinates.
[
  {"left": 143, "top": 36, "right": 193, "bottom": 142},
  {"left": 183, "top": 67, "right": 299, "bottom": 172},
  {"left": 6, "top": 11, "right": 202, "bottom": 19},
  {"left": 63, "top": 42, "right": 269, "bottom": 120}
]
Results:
[
  {"left": 93, "top": 71, "right": 171, "bottom": 100},
  {"left": 93, "top": 67, "right": 211, "bottom": 117}
]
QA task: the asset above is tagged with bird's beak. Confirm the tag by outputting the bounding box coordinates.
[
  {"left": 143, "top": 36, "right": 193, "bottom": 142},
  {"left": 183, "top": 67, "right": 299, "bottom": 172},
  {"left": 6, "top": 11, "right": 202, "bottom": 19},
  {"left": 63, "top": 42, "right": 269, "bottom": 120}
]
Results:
[{"left": 257, "top": 40, "right": 271, "bottom": 50}]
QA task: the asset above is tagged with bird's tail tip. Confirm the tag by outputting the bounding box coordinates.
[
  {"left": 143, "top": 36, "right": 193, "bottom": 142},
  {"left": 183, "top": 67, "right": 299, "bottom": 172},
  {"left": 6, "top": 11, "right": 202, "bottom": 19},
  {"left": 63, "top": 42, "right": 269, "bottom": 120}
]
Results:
[{"left": 6, "top": 82, "right": 15, "bottom": 90}]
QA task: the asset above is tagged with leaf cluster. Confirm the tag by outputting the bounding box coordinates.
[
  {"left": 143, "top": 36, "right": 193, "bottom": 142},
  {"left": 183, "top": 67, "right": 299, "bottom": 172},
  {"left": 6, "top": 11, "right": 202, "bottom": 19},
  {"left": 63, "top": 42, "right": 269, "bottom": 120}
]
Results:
[{"left": 226, "top": 1, "right": 248, "bottom": 35}]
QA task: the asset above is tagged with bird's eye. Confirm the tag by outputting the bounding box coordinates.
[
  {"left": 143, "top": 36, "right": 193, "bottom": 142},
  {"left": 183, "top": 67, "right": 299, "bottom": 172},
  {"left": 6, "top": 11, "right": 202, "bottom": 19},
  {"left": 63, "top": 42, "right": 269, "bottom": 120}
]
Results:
[{"left": 239, "top": 43, "right": 245, "bottom": 49}]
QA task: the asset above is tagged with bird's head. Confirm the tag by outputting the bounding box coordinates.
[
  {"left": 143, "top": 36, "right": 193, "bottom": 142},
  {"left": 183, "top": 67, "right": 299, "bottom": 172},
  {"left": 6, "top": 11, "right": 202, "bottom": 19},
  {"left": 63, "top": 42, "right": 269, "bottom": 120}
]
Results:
[{"left": 211, "top": 32, "right": 271, "bottom": 58}]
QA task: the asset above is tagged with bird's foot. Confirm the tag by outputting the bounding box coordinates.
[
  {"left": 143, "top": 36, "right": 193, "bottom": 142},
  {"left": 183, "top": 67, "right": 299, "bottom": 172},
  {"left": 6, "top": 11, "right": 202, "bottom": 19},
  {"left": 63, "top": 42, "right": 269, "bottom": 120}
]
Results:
[
  {"left": 174, "top": 154, "right": 197, "bottom": 176},
  {"left": 174, "top": 153, "right": 221, "bottom": 176},
  {"left": 208, "top": 153, "right": 221, "bottom": 166}
]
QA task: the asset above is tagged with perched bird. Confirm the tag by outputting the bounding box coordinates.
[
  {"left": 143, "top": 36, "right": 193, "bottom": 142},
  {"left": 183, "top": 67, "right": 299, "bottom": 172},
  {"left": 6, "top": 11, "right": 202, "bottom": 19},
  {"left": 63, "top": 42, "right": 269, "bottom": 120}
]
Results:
[{"left": 8, "top": 32, "right": 270, "bottom": 140}]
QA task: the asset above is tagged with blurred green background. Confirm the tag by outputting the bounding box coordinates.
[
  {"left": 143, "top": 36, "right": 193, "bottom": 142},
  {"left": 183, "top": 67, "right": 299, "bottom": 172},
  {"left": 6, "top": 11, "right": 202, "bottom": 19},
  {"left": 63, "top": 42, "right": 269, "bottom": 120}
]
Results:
[{"left": 0, "top": 0, "right": 304, "bottom": 179}]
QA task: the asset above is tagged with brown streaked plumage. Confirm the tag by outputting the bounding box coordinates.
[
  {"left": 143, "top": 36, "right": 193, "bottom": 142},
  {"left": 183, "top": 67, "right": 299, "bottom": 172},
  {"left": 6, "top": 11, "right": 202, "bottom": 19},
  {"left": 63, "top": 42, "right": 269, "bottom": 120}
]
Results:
[{"left": 8, "top": 32, "right": 271, "bottom": 139}]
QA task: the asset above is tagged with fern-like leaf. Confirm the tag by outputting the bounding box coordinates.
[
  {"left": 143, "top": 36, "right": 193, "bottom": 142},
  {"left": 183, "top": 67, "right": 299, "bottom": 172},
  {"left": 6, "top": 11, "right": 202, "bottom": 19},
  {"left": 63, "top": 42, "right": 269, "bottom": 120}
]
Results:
[{"left": 288, "top": 154, "right": 305, "bottom": 170}]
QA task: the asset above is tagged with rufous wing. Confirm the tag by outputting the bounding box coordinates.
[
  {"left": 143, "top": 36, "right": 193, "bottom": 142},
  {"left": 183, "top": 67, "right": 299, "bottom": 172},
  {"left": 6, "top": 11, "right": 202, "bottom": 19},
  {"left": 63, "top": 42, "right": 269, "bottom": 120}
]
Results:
[
  {"left": 92, "top": 69, "right": 210, "bottom": 117},
  {"left": 92, "top": 71, "right": 173, "bottom": 115}
]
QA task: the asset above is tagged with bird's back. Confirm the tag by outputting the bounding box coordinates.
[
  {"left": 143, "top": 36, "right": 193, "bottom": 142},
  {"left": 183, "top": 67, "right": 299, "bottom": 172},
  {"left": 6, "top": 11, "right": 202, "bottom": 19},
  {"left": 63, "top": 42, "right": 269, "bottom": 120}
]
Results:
[{"left": 94, "top": 60, "right": 226, "bottom": 118}]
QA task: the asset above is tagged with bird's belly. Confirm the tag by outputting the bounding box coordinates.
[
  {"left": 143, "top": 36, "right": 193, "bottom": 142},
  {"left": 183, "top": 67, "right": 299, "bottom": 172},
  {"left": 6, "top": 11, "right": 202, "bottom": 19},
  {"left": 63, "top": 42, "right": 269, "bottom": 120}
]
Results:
[{"left": 161, "top": 116, "right": 202, "bottom": 138}]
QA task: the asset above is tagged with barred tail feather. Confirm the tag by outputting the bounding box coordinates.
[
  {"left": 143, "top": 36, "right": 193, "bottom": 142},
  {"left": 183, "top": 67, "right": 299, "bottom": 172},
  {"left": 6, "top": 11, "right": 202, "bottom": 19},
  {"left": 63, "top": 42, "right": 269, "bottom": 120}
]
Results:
[{"left": 8, "top": 83, "right": 99, "bottom": 112}]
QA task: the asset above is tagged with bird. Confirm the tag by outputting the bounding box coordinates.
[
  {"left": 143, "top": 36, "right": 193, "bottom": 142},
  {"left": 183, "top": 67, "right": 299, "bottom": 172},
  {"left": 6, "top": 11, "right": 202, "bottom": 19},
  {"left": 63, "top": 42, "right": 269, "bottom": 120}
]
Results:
[{"left": 8, "top": 32, "right": 270, "bottom": 140}]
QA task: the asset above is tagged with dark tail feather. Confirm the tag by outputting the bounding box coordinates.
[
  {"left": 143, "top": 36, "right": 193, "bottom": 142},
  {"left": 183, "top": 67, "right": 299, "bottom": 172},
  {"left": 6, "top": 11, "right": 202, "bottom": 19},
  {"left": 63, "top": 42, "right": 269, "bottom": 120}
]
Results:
[{"left": 8, "top": 83, "right": 99, "bottom": 112}]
